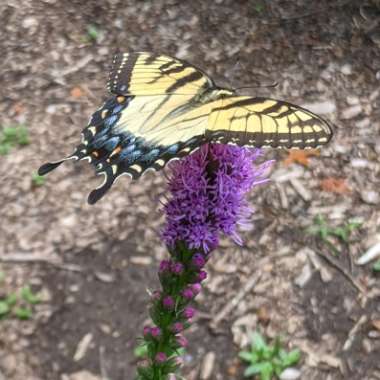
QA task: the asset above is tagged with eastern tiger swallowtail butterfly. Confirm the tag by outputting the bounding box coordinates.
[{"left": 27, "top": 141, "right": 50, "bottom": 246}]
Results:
[{"left": 38, "top": 52, "right": 333, "bottom": 204}]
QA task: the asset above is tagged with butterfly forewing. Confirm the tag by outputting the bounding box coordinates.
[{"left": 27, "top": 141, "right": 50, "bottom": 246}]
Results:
[{"left": 108, "top": 52, "right": 215, "bottom": 96}]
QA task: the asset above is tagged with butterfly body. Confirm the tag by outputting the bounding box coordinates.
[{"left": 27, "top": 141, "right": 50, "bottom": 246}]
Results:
[{"left": 38, "top": 52, "right": 333, "bottom": 204}]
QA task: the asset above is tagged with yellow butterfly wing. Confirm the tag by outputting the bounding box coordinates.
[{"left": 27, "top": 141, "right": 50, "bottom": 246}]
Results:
[
  {"left": 107, "top": 52, "right": 215, "bottom": 96},
  {"left": 39, "top": 52, "right": 334, "bottom": 205},
  {"left": 206, "top": 96, "right": 333, "bottom": 149}
]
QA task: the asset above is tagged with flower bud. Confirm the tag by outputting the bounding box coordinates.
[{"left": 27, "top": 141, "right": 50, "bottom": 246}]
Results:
[
  {"left": 181, "top": 288, "right": 194, "bottom": 300},
  {"left": 171, "top": 262, "right": 184, "bottom": 275},
  {"left": 143, "top": 326, "right": 151, "bottom": 337},
  {"left": 171, "top": 322, "right": 184, "bottom": 333},
  {"left": 162, "top": 295, "right": 175, "bottom": 310},
  {"left": 176, "top": 335, "right": 188, "bottom": 348},
  {"left": 197, "top": 270, "right": 207, "bottom": 282},
  {"left": 183, "top": 306, "right": 196, "bottom": 319},
  {"left": 151, "top": 326, "right": 161, "bottom": 338},
  {"left": 191, "top": 283, "right": 202, "bottom": 295},
  {"left": 159, "top": 259, "right": 171, "bottom": 273},
  {"left": 155, "top": 352, "right": 167, "bottom": 363},
  {"left": 192, "top": 253, "right": 205, "bottom": 268}
]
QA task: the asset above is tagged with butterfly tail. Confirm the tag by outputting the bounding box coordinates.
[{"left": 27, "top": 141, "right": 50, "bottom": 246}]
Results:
[
  {"left": 38, "top": 144, "right": 88, "bottom": 176},
  {"left": 38, "top": 160, "right": 65, "bottom": 175},
  {"left": 87, "top": 166, "right": 115, "bottom": 205}
]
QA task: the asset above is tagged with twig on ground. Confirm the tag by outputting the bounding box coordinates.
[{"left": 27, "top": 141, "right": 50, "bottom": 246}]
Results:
[
  {"left": 316, "top": 250, "right": 366, "bottom": 294},
  {"left": 210, "top": 273, "right": 261, "bottom": 331},
  {"left": 99, "top": 346, "right": 111, "bottom": 380},
  {"left": 343, "top": 315, "right": 368, "bottom": 351},
  {"left": 265, "top": 0, "right": 353, "bottom": 24},
  {"left": 0, "top": 253, "right": 83, "bottom": 272},
  {"left": 0, "top": 253, "right": 61, "bottom": 264}
]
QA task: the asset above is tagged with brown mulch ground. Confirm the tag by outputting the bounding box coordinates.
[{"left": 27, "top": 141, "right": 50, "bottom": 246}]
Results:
[{"left": 1, "top": 1, "right": 380, "bottom": 380}]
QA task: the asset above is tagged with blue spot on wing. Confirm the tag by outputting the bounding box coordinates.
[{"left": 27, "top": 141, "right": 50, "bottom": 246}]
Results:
[
  {"left": 104, "top": 114, "right": 118, "bottom": 128},
  {"left": 112, "top": 104, "right": 124, "bottom": 114},
  {"left": 119, "top": 144, "right": 136, "bottom": 160},
  {"left": 92, "top": 135, "right": 109, "bottom": 149},
  {"left": 166, "top": 144, "right": 179, "bottom": 154},
  {"left": 103, "top": 136, "right": 120, "bottom": 151}
]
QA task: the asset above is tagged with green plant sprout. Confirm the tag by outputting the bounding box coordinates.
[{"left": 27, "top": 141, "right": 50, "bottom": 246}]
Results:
[
  {"left": 0, "top": 125, "right": 29, "bottom": 155},
  {"left": 253, "top": 2, "right": 264, "bottom": 12},
  {"left": 239, "top": 332, "right": 300, "bottom": 380},
  {"left": 0, "top": 283, "right": 41, "bottom": 320},
  {"left": 86, "top": 24, "right": 100, "bottom": 41},
  {"left": 373, "top": 259, "right": 380, "bottom": 273},
  {"left": 32, "top": 173, "right": 46, "bottom": 186},
  {"left": 307, "top": 215, "right": 362, "bottom": 255}
]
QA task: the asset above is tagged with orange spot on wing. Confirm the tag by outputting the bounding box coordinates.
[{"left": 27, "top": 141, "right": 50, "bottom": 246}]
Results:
[
  {"left": 110, "top": 146, "right": 122, "bottom": 157},
  {"left": 92, "top": 151, "right": 99, "bottom": 158}
]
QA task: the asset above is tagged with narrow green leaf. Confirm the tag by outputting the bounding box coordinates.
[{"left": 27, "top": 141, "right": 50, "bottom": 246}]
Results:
[
  {"left": 16, "top": 127, "right": 29, "bottom": 145},
  {"left": 0, "top": 143, "right": 11, "bottom": 155},
  {"left": 244, "top": 362, "right": 267, "bottom": 376},
  {"left": 281, "top": 349, "right": 301, "bottom": 367},
  {"left": 21, "top": 286, "right": 40, "bottom": 304},
  {"left": 5, "top": 293, "right": 18, "bottom": 306},
  {"left": 252, "top": 331, "right": 267, "bottom": 351},
  {"left": 134, "top": 344, "right": 148, "bottom": 358},
  {"left": 0, "top": 301, "right": 10, "bottom": 316},
  {"left": 239, "top": 351, "right": 254, "bottom": 362},
  {"left": 13, "top": 307, "right": 32, "bottom": 320},
  {"left": 260, "top": 361, "right": 274, "bottom": 380}
]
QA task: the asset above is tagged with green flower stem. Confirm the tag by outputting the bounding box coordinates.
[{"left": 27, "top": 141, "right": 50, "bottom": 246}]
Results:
[{"left": 136, "top": 244, "right": 207, "bottom": 380}]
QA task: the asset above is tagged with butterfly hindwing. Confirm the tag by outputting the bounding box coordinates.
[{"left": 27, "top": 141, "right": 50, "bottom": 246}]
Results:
[
  {"left": 39, "top": 93, "right": 207, "bottom": 204},
  {"left": 206, "top": 96, "right": 333, "bottom": 149}
]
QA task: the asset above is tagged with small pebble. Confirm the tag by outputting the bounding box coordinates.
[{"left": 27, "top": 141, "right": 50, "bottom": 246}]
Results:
[
  {"left": 280, "top": 367, "right": 301, "bottom": 380},
  {"left": 360, "top": 190, "right": 380, "bottom": 205},
  {"left": 341, "top": 105, "right": 362, "bottom": 119},
  {"left": 200, "top": 351, "right": 216, "bottom": 380}
]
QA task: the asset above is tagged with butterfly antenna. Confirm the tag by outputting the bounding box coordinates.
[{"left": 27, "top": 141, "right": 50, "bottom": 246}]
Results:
[{"left": 234, "top": 81, "right": 279, "bottom": 91}]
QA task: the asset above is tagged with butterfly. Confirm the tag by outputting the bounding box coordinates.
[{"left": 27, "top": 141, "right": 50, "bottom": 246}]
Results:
[{"left": 38, "top": 52, "right": 333, "bottom": 204}]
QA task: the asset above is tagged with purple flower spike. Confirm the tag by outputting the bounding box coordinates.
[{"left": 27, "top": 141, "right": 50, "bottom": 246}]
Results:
[
  {"left": 151, "top": 326, "right": 161, "bottom": 338},
  {"left": 162, "top": 144, "right": 273, "bottom": 252},
  {"left": 163, "top": 295, "right": 175, "bottom": 310},
  {"left": 176, "top": 335, "right": 188, "bottom": 348},
  {"left": 192, "top": 253, "right": 206, "bottom": 268},
  {"left": 191, "top": 283, "right": 202, "bottom": 295},
  {"left": 181, "top": 288, "right": 194, "bottom": 300},
  {"left": 155, "top": 352, "right": 167, "bottom": 364},
  {"left": 171, "top": 322, "right": 184, "bottom": 333},
  {"left": 171, "top": 262, "right": 184, "bottom": 275},
  {"left": 183, "top": 306, "right": 196, "bottom": 319}
]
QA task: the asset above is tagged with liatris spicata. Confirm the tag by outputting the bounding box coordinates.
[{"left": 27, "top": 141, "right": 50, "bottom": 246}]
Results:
[{"left": 136, "top": 144, "right": 273, "bottom": 380}]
